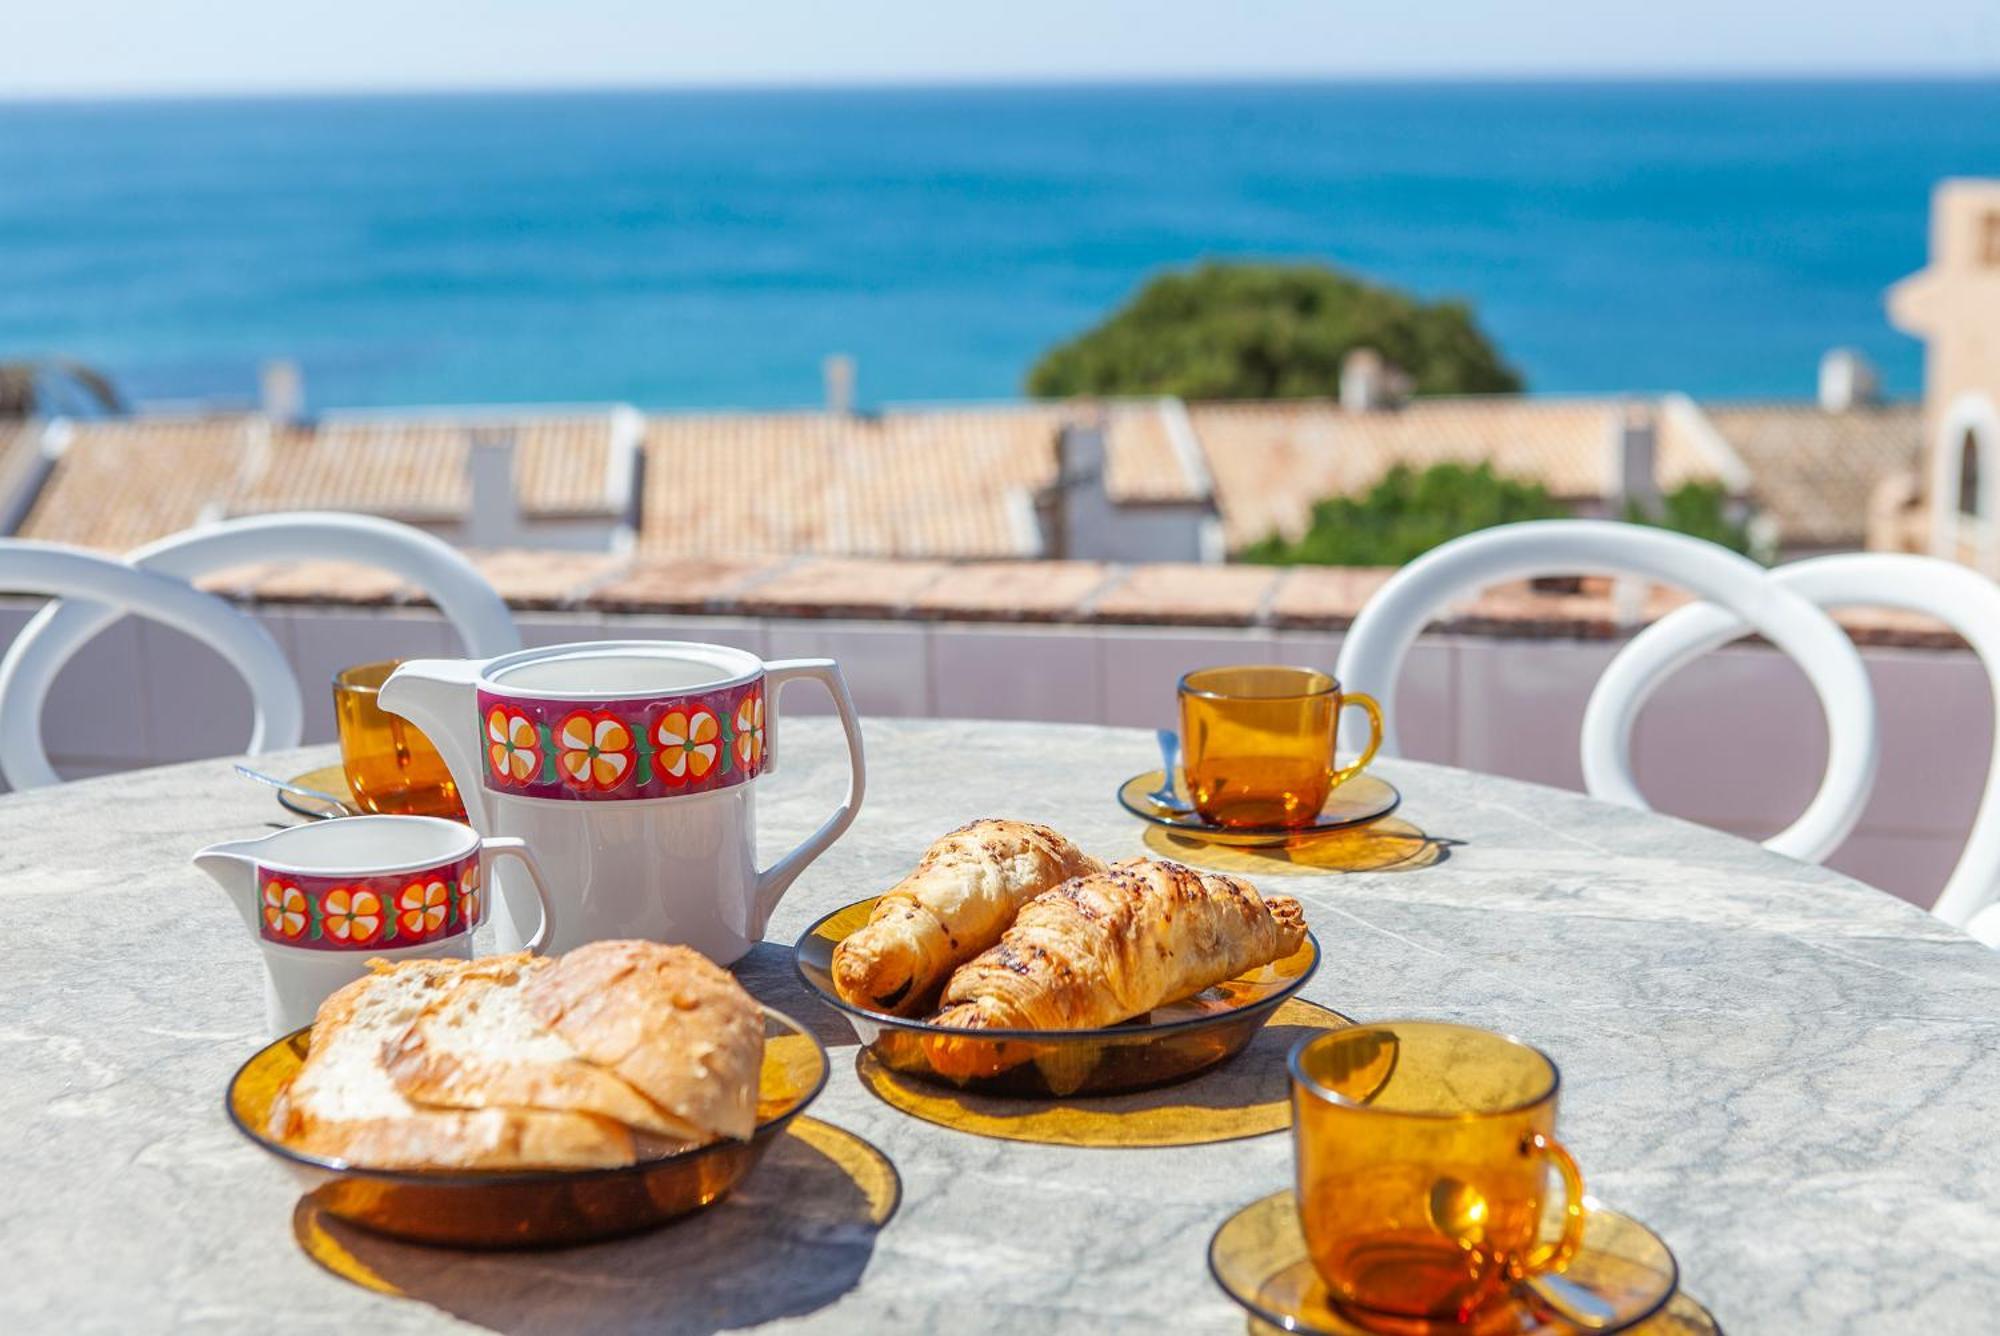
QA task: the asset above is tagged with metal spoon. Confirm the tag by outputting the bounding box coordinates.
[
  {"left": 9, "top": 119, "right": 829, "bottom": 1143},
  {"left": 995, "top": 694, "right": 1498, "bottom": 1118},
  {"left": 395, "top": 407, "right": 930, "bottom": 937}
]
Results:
[
  {"left": 1147, "top": 729, "right": 1194, "bottom": 813},
  {"left": 233, "top": 764, "right": 351, "bottom": 821}
]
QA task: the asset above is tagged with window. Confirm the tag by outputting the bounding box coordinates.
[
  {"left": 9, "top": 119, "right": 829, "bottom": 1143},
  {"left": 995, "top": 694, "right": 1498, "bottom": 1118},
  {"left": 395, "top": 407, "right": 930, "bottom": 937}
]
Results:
[
  {"left": 1984, "top": 213, "right": 2000, "bottom": 267},
  {"left": 1960, "top": 429, "right": 1982, "bottom": 517}
]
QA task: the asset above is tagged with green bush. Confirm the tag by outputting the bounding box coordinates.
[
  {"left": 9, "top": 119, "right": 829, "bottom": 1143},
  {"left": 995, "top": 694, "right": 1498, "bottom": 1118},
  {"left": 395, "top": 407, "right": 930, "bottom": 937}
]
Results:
[
  {"left": 1626, "top": 481, "right": 1754, "bottom": 556},
  {"left": 1240, "top": 462, "right": 1564, "bottom": 567},
  {"left": 1026, "top": 261, "right": 1522, "bottom": 401}
]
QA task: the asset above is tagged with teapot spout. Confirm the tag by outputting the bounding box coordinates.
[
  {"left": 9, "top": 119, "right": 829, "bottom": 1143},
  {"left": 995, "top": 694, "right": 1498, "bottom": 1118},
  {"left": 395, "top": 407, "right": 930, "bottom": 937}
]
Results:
[{"left": 191, "top": 840, "right": 265, "bottom": 936}]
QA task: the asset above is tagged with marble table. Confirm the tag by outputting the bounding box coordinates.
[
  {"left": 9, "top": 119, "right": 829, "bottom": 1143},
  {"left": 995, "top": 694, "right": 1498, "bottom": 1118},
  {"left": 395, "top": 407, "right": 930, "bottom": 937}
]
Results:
[{"left": 4, "top": 719, "right": 1997, "bottom": 1336}]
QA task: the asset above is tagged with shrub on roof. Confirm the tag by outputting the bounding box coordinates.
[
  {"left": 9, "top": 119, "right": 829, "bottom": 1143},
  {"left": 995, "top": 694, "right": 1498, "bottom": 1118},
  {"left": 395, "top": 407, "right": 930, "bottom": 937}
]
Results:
[
  {"left": 1025, "top": 261, "right": 1522, "bottom": 401},
  {"left": 1240, "top": 462, "right": 1562, "bottom": 566}
]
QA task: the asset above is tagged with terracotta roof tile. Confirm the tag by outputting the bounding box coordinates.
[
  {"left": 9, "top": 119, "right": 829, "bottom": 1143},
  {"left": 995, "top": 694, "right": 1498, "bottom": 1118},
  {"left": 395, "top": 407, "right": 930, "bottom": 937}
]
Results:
[
  {"left": 16, "top": 416, "right": 248, "bottom": 550},
  {"left": 906, "top": 560, "right": 1115, "bottom": 622},
  {"left": 1702, "top": 403, "right": 1922, "bottom": 550},
  {"left": 1089, "top": 563, "right": 1283, "bottom": 625},
  {"left": 589, "top": 556, "right": 788, "bottom": 614},
  {"left": 637, "top": 402, "right": 1205, "bottom": 561},
  {"left": 231, "top": 413, "right": 622, "bottom": 520},
  {"left": 730, "top": 556, "right": 954, "bottom": 619}
]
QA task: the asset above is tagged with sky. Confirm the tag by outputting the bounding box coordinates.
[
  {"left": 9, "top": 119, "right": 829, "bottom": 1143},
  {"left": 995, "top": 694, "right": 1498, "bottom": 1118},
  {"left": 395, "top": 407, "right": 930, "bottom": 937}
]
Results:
[{"left": 5, "top": 1, "right": 1999, "bottom": 99}]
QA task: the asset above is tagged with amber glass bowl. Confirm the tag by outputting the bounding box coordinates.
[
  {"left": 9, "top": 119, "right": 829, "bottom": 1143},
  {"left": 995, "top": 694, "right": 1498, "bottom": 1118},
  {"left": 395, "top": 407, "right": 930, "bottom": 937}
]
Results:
[
  {"left": 226, "top": 1007, "right": 828, "bottom": 1248},
  {"left": 794, "top": 896, "right": 1321, "bottom": 1099}
]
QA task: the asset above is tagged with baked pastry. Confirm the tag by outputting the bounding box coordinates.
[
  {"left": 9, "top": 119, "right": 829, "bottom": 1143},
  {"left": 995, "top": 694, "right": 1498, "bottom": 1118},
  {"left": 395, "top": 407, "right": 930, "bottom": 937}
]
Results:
[
  {"left": 931, "top": 857, "right": 1307, "bottom": 1033},
  {"left": 385, "top": 953, "right": 701, "bottom": 1143},
  {"left": 273, "top": 956, "right": 637, "bottom": 1170},
  {"left": 830, "top": 819, "right": 1104, "bottom": 1015},
  {"left": 523, "top": 940, "right": 765, "bottom": 1141}
]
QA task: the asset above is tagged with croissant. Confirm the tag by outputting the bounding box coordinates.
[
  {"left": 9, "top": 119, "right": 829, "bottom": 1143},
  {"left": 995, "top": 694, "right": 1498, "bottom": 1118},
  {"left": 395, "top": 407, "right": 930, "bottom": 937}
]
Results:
[
  {"left": 831, "top": 819, "right": 1104, "bottom": 1015},
  {"left": 931, "top": 858, "right": 1306, "bottom": 1032}
]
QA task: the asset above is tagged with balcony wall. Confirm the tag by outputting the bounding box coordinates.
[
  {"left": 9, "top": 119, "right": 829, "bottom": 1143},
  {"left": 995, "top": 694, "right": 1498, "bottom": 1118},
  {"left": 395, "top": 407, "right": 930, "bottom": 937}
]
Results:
[{"left": 0, "top": 567, "right": 1983, "bottom": 912}]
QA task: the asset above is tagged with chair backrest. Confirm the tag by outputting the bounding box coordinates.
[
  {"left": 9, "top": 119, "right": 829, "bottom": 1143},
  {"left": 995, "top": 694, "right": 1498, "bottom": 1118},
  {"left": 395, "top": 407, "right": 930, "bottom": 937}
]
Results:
[
  {"left": 1334, "top": 520, "right": 1879, "bottom": 863},
  {"left": 0, "top": 542, "right": 303, "bottom": 788},
  {"left": 0, "top": 513, "right": 520, "bottom": 790},
  {"left": 1583, "top": 552, "right": 2000, "bottom": 929}
]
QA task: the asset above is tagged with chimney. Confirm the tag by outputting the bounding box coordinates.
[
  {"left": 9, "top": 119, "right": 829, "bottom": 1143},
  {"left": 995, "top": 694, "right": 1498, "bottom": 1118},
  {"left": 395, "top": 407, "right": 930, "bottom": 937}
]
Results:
[
  {"left": 1818, "top": 348, "right": 1880, "bottom": 412},
  {"left": 1035, "top": 417, "right": 1110, "bottom": 559},
  {"left": 464, "top": 427, "right": 522, "bottom": 548},
  {"left": 259, "top": 359, "right": 304, "bottom": 424},
  {"left": 1340, "top": 347, "right": 1410, "bottom": 412},
  {"left": 1609, "top": 402, "right": 1660, "bottom": 520},
  {"left": 823, "top": 354, "right": 855, "bottom": 416}
]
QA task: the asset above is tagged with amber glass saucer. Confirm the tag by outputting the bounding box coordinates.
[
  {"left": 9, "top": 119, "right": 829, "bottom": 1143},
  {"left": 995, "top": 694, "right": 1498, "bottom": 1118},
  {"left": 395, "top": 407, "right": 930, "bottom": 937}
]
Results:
[
  {"left": 228, "top": 1007, "right": 829, "bottom": 1248},
  {"left": 1118, "top": 770, "right": 1401, "bottom": 846},
  {"left": 855, "top": 996, "right": 1350, "bottom": 1146},
  {"left": 278, "top": 765, "right": 362, "bottom": 820},
  {"left": 794, "top": 895, "right": 1321, "bottom": 1099},
  {"left": 1210, "top": 1190, "right": 1712, "bottom": 1336}
]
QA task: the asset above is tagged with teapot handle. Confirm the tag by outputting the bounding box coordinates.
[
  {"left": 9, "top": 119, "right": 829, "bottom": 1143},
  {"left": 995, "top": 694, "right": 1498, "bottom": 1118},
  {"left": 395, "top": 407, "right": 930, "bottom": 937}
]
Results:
[
  {"left": 380, "top": 658, "right": 492, "bottom": 835},
  {"left": 752, "top": 659, "right": 866, "bottom": 929}
]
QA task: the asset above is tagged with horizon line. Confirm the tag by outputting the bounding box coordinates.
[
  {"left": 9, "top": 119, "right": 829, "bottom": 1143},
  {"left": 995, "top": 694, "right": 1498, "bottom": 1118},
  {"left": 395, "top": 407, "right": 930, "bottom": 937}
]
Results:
[{"left": 4, "top": 67, "right": 1997, "bottom": 106}]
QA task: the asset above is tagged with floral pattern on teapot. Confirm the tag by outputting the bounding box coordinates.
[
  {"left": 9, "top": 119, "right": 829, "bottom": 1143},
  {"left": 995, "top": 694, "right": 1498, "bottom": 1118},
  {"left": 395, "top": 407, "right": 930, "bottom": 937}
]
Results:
[
  {"left": 475, "top": 678, "right": 767, "bottom": 801},
  {"left": 256, "top": 851, "right": 482, "bottom": 950}
]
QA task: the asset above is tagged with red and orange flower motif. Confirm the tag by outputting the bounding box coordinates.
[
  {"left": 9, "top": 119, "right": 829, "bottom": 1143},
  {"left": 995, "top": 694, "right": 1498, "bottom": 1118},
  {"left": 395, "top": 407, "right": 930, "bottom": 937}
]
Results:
[
  {"left": 556, "top": 710, "right": 637, "bottom": 792},
  {"left": 397, "top": 880, "right": 452, "bottom": 937},
  {"left": 487, "top": 705, "right": 540, "bottom": 784},
  {"left": 654, "top": 706, "right": 721, "bottom": 784},
  {"left": 262, "top": 880, "right": 307, "bottom": 939},
  {"left": 323, "top": 888, "right": 384, "bottom": 944},
  {"left": 457, "top": 864, "right": 481, "bottom": 929},
  {"left": 733, "top": 689, "right": 765, "bottom": 772}
]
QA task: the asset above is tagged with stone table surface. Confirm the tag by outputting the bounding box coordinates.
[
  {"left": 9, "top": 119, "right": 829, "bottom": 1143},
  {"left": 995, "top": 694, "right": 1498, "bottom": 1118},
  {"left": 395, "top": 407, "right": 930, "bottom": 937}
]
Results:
[{"left": 4, "top": 719, "right": 1997, "bottom": 1336}]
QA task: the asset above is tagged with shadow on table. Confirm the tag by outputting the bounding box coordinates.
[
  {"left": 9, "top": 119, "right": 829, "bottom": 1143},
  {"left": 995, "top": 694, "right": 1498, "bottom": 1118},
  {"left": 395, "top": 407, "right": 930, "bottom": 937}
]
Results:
[
  {"left": 293, "top": 1118, "right": 900, "bottom": 1335},
  {"left": 1142, "top": 817, "right": 1463, "bottom": 877},
  {"left": 853, "top": 1000, "right": 1349, "bottom": 1147},
  {"left": 733, "top": 940, "right": 861, "bottom": 1049}
]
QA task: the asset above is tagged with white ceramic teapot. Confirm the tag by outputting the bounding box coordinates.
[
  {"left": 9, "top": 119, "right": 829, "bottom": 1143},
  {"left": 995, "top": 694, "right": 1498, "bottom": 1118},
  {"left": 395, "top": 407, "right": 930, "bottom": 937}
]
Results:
[
  {"left": 193, "top": 814, "right": 555, "bottom": 1034},
  {"left": 377, "top": 641, "right": 865, "bottom": 963}
]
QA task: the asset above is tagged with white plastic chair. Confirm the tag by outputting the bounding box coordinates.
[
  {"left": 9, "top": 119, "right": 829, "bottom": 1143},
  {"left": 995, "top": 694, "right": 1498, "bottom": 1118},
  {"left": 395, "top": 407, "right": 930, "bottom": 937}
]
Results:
[
  {"left": 1335, "top": 520, "right": 1880, "bottom": 863},
  {"left": 0, "top": 513, "right": 520, "bottom": 790},
  {"left": 1582, "top": 552, "right": 2000, "bottom": 938},
  {"left": 0, "top": 542, "right": 303, "bottom": 785}
]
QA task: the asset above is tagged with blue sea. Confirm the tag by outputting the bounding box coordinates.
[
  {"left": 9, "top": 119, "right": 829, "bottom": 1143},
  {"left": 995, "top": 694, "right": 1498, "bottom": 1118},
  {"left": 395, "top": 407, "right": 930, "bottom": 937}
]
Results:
[{"left": 1, "top": 81, "right": 1997, "bottom": 412}]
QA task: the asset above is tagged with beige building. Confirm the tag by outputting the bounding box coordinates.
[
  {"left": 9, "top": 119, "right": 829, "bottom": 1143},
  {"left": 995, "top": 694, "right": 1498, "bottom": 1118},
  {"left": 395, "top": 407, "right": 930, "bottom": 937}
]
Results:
[{"left": 1889, "top": 178, "right": 2000, "bottom": 570}]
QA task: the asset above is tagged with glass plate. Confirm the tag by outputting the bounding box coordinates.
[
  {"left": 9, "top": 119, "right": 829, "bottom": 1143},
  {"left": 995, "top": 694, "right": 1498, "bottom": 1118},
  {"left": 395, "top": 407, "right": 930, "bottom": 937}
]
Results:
[
  {"left": 226, "top": 1006, "right": 828, "bottom": 1248},
  {"left": 794, "top": 896, "right": 1321, "bottom": 1098},
  {"left": 278, "top": 765, "right": 362, "bottom": 820},
  {"left": 1117, "top": 770, "right": 1401, "bottom": 846},
  {"left": 1209, "top": 1189, "right": 1705, "bottom": 1336}
]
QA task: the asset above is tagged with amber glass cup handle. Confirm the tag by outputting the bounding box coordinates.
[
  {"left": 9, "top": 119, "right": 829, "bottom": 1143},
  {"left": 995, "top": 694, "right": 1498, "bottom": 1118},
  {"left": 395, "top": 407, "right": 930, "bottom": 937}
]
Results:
[
  {"left": 1521, "top": 1131, "right": 1587, "bottom": 1277},
  {"left": 1330, "top": 691, "right": 1384, "bottom": 788}
]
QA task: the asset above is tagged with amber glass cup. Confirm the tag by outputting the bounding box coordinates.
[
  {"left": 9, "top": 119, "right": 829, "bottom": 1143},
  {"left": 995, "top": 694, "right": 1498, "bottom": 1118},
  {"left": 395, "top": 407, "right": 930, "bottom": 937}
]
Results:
[
  {"left": 1289, "top": 1022, "right": 1586, "bottom": 1325},
  {"left": 332, "top": 660, "right": 464, "bottom": 819},
  {"left": 1178, "top": 666, "right": 1383, "bottom": 828}
]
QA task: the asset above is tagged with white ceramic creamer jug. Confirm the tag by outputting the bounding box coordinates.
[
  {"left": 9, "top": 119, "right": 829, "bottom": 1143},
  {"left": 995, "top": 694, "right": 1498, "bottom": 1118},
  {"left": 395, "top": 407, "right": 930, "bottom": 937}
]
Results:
[
  {"left": 193, "top": 814, "right": 556, "bottom": 1034},
  {"left": 378, "top": 641, "right": 865, "bottom": 963}
]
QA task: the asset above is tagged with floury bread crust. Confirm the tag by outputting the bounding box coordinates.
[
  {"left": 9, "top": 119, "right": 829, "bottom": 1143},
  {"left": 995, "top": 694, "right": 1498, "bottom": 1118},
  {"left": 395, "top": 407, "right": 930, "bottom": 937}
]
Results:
[
  {"left": 830, "top": 819, "right": 1105, "bottom": 1015},
  {"left": 274, "top": 956, "right": 637, "bottom": 1170},
  {"left": 523, "top": 940, "right": 765, "bottom": 1142},
  {"left": 932, "top": 857, "right": 1307, "bottom": 1032},
  {"left": 385, "top": 954, "right": 704, "bottom": 1143}
]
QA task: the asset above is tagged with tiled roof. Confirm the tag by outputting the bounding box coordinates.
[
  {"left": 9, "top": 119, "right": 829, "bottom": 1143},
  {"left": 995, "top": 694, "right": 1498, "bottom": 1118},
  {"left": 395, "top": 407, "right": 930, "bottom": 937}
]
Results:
[
  {"left": 1191, "top": 397, "right": 1730, "bottom": 551},
  {"left": 1701, "top": 403, "right": 1923, "bottom": 550},
  {"left": 16, "top": 416, "right": 250, "bottom": 550},
  {"left": 15, "top": 410, "right": 633, "bottom": 550},
  {"left": 231, "top": 412, "right": 626, "bottom": 520},
  {"left": 637, "top": 401, "right": 1206, "bottom": 560}
]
